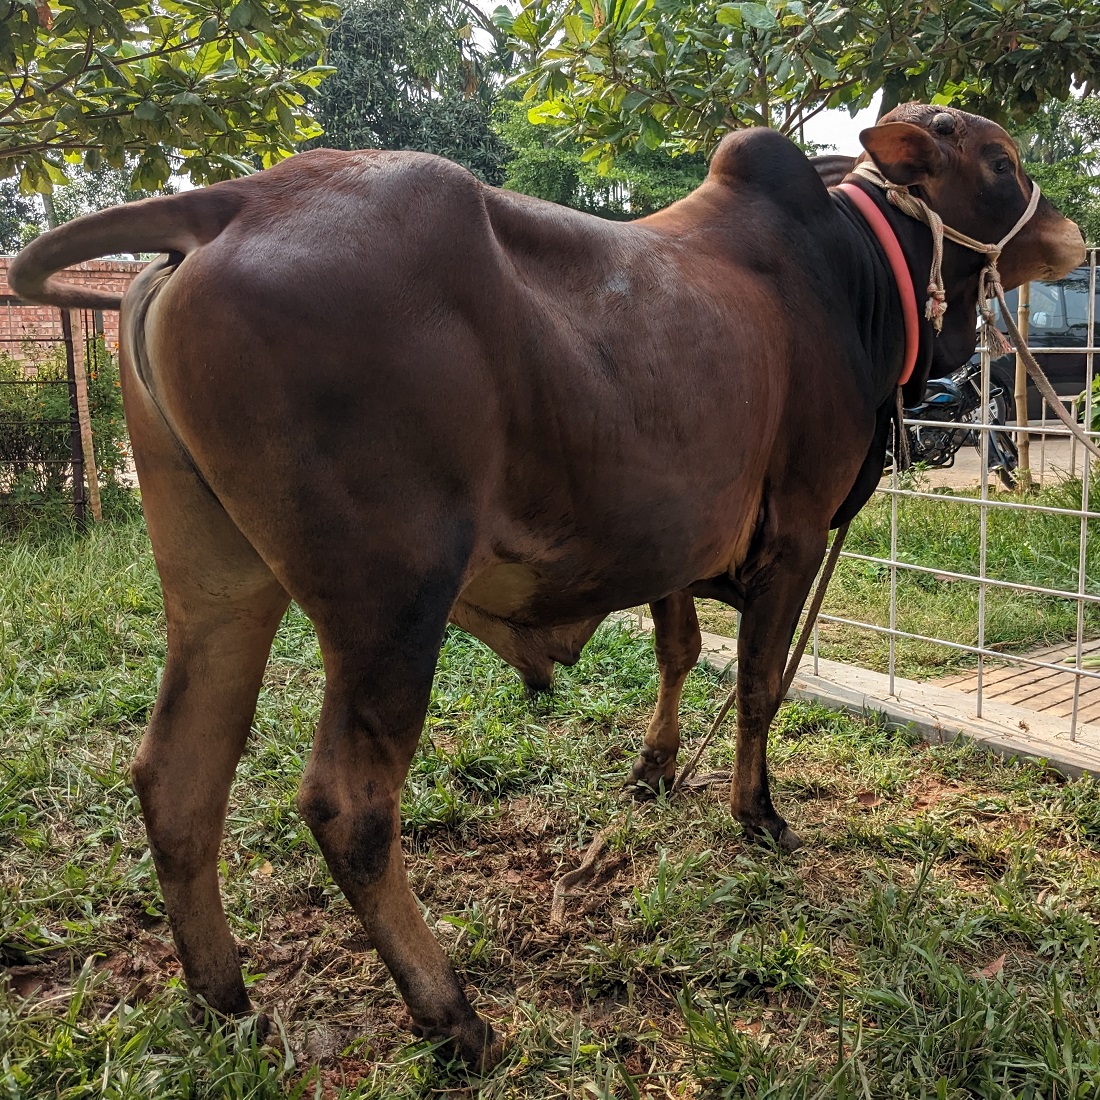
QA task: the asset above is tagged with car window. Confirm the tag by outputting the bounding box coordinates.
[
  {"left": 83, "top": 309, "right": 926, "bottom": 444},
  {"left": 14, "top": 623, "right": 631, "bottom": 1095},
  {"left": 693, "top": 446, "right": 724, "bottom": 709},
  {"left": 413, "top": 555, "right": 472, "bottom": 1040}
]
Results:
[
  {"left": 1028, "top": 280, "right": 1065, "bottom": 331},
  {"left": 1062, "top": 270, "right": 1098, "bottom": 346}
]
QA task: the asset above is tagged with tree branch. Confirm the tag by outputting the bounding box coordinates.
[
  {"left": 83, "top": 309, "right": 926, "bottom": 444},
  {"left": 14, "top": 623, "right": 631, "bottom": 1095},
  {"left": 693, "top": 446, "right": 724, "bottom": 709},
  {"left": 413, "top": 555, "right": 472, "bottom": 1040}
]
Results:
[{"left": 0, "top": 71, "right": 32, "bottom": 123}]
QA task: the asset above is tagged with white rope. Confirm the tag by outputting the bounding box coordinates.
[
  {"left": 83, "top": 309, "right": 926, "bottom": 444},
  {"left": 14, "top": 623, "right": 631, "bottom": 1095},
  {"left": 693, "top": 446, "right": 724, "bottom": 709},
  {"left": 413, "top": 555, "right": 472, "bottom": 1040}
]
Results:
[{"left": 852, "top": 162, "right": 1039, "bottom": 357}]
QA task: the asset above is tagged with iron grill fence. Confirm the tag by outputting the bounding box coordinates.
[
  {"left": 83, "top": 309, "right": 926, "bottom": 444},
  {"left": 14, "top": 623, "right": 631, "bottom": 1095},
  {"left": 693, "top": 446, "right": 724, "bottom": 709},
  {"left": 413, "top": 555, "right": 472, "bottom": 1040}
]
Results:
[{"left": 811, "top": 248, "right": 1100, "bottom": 743}]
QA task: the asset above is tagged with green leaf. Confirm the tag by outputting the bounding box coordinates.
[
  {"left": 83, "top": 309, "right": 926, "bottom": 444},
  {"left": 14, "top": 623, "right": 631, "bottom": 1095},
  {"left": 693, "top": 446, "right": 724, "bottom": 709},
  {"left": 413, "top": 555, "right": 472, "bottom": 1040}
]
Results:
[
  {"left": 275, "top": 97, "right": 293, "bottom": 133},
  {"left": 511, "top": 8, "right": 543, "bottom": 45},
  {"left": 715, "top": 5, "right": 743, "bottom": 27},
  {"left": 739, "top": 3, "right": 777, "bottom": 30},
  {"left": 528, "top": 98, "right": 565, "bottom": 124},
  {"left": 807, "top": 51, "right": 838, "bottom": 82},
  {"left": 1050, "top": 19, "right": 1072, "bottom": 43},
  {"left": 227, "top": 1, "right": 253, "bottom": 31},
  {"left": 638, "top": 113, "right": 665, "bottom": 149}
]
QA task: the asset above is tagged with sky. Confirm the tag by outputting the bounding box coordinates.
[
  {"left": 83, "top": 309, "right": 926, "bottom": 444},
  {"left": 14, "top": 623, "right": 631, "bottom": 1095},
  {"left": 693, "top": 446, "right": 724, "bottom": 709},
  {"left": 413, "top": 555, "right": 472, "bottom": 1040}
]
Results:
[{"left": 801, "top": 100, "right": 882, "bottom": 156}]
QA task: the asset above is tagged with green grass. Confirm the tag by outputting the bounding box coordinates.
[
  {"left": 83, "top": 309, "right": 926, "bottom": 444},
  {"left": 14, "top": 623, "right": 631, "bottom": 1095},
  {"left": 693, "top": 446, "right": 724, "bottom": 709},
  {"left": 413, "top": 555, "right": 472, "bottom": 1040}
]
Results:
[
  {"left": 697, "top": 475, "right": 1100, "bottom": 680},
  {"left": 2, "top": 513, "right": 1100, "bottom": 1098}
]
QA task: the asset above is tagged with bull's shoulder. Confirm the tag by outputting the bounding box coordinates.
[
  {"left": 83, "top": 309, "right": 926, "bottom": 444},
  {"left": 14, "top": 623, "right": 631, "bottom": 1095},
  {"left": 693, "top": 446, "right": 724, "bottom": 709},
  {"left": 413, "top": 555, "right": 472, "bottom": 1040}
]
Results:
[{"left": 707, "top": 128, "right": 832, "bottom": 219}]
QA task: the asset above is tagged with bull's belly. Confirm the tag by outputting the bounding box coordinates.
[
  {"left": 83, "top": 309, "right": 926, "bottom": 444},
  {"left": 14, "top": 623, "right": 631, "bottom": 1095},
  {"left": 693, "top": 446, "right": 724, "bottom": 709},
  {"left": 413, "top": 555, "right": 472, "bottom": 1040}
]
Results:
[
  {"left": 450, "top": 559, "right": 686, "bottom": 688},
  {"left": 449, "top": 596, "right": 606, "bottom": 691}
]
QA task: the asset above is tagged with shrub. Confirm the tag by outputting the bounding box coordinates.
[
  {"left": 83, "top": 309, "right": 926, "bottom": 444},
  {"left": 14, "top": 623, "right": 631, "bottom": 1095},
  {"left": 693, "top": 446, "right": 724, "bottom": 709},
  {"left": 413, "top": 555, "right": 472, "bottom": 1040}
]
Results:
[{"left": 0, "top": 338, "right": 136, "bottom": 529}]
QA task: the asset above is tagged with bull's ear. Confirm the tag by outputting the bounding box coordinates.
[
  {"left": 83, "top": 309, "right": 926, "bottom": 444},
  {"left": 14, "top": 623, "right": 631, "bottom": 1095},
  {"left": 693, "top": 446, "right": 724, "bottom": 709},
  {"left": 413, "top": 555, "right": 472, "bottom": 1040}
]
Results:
[{"left": 859, "top": 121, "right": 945, "bottom": 186}]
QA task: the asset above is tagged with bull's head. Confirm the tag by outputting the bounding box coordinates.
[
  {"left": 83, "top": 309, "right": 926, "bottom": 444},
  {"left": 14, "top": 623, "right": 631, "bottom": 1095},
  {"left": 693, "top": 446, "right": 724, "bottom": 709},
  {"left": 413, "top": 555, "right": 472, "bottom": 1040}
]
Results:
[{"left": 857, "top": 104, "right": 1085, "bottom": 374}]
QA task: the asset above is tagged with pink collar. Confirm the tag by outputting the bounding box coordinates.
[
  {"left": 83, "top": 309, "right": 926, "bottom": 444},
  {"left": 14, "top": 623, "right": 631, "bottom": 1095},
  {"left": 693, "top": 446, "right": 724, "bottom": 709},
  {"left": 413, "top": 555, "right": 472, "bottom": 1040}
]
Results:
[{"left": 836, "top": 182, "right": 919, "bottom": 386}]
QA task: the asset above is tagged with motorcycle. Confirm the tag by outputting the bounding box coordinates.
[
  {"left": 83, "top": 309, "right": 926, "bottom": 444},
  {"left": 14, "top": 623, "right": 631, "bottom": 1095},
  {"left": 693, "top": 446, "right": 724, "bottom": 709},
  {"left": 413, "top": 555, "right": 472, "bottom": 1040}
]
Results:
[{"left": 891, "top": 359, "right": 1019, "bottom": 489}]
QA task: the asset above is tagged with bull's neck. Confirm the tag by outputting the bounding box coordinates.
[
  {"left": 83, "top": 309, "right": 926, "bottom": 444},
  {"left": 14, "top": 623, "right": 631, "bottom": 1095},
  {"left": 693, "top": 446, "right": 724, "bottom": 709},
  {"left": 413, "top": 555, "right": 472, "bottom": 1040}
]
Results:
[{"left": 831, "top": 180, "right": 936, "bottom": 408}]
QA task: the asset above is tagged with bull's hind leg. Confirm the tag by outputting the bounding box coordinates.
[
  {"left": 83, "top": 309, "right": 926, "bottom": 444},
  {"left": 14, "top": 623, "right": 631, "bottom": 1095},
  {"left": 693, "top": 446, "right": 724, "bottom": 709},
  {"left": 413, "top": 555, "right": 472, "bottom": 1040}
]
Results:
[
  {"left": 628, "top": 591, "right": 701, "bottom": 793},
  {"left": 124, "top": 406, "right": 289, "bottom": 1017},
  {"left": 294, "top": 558, "right": 499, "bottom": 1068},
  {"left": 733, "top": 530, "right": 827, "bottom": 850}
]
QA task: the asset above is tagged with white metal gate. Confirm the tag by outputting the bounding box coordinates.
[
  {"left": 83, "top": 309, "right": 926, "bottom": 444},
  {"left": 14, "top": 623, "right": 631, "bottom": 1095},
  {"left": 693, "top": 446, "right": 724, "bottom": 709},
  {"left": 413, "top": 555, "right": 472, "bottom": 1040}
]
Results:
[{"left": 811, "top": 249, "right": 1099, "bottom": 746}]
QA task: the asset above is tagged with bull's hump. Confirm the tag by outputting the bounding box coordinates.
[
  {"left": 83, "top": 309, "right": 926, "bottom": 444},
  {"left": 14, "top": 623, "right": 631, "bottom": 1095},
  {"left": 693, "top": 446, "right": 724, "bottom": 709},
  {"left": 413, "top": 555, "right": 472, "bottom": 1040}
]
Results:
[{"left": 707, "top": 128, "right": 833, "bottom": 220}]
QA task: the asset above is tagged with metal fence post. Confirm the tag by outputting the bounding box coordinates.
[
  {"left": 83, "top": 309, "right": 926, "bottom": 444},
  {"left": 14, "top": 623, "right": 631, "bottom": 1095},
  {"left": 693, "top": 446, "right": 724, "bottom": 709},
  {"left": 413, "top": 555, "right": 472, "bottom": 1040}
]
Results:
[{"left": 1014, "top": 283, "right": 1031, "bottom": 485}]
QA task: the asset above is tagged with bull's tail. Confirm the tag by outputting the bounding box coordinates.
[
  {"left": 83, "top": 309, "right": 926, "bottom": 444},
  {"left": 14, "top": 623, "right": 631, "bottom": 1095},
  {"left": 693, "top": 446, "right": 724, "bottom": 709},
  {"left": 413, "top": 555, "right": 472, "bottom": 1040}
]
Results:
[{"left": 7, "top": 186, "right": 245, "bottom": 309}]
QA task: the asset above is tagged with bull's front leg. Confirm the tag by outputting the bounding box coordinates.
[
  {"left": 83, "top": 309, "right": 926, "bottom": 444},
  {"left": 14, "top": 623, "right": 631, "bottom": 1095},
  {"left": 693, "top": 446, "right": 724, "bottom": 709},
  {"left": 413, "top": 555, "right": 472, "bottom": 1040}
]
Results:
[
  {"left": 627, "top": 590, "right": 701, "bottom": 794},
  {"left": 733, "top": 531, "right": 828, "bottom": 850}
]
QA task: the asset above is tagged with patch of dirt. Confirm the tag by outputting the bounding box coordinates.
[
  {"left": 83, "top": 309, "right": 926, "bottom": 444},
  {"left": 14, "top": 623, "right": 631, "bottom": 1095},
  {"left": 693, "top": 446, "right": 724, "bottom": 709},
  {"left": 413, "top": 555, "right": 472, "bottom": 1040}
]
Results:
[
  {"left": 2, "top": 965, "right": 55, "bottom": 999},
  {"left": 293, "top": 1049, "right": 376, "bottom": 1099},
  {"left": 907, "top": 778, "right": 967, "bottom": 812},
  {"left": 100, "top": 930, "right": 179, "bottom": 1002}
]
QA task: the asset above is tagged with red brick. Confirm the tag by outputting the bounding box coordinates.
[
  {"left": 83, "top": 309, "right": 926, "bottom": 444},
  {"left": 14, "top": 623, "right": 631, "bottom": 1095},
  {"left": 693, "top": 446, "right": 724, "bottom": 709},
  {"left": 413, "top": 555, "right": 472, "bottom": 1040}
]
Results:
[{"left": 0, "top": 256, "right": 144, "bottom": 357}]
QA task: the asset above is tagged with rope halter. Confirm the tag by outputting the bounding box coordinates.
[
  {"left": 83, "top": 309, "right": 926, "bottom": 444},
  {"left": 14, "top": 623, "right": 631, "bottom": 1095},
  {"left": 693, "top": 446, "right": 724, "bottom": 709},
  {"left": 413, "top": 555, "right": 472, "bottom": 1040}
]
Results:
[{"left": 852, "top": 161, "right": 1042, "bottom": 358}]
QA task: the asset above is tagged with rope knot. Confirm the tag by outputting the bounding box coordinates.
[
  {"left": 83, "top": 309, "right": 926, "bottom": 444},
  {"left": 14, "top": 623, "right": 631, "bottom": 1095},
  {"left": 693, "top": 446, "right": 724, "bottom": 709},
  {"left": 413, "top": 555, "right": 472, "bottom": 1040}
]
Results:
[{"left": 924, "top": 282, "right": 948, "bottom": 329}]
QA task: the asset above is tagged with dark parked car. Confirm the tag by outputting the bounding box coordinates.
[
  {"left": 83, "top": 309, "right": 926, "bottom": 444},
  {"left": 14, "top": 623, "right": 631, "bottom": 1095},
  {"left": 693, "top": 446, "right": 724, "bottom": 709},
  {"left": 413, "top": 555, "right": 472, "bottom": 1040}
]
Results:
[{"left": 983, "top": 257, "right": 1098, "bottom": 422}]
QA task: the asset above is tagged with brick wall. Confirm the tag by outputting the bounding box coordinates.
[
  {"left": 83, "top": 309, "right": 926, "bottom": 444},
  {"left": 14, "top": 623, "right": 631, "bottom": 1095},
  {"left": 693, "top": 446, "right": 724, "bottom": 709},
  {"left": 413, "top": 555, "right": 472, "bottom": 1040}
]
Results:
[{"left": 0, "top": 256, "right": 145, "bottom": 358}]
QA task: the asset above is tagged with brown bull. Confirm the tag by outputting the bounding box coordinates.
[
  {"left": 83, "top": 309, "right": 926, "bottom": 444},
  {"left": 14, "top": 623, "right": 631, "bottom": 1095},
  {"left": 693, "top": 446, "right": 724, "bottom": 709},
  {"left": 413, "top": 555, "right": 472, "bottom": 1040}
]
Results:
[{"left": 10, "top": 104, "right": 1083, "bottom": 1066}]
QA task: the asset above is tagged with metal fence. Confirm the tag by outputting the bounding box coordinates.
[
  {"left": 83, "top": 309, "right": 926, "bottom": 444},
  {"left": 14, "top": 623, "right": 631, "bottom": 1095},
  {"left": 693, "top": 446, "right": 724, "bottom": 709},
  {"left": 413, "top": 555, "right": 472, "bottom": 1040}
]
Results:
[
  {"left": 0, "top": 308, "right": 106, "bottom": 525},
  {"left": 810, "top": 248, "right": 1099, "bottom": 744}
]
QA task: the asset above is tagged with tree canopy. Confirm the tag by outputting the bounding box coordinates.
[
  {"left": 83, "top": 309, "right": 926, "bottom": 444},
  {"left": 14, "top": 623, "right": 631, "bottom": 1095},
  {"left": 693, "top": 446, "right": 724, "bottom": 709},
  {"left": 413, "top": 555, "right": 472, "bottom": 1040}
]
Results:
[
  {"left": 1016, "top": 98, "right": 1100, "bottom": 245},
  {"left": 0, "top": 179, "right": 40, "bottom": 252},
  {"left": 499, "top": 99, "right": 705, "bottom": 215},
  {"left": 1, "top": 0, "right": 336, "bottom": 194},
  {"left": 312, "top": 0, "right": 510, "bottom": 183},
  {"left": 503, "top": 0, "right": 1100, "bottom": 167}
]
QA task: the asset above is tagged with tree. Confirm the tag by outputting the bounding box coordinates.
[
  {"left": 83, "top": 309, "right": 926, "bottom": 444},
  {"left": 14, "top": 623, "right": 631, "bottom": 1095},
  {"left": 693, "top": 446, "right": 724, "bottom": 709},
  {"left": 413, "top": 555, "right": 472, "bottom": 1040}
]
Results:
[
  {"left": 0, "top": 0, "right": 336, "bottom": 194},
  {"left": 0, "top": 178, "right": 40, "bottom": 252},
  {"left": 498, "top": 99, "right": 704, "bottom": 215},
  {"left": 1016, "top": 99, "right": 1100, "bottom": 246},
  {"left": 502, "top": 0, "right": 1100, "bottom": 167},
  {"left": 312, "top": 0, "right": 510, "bottom": 183}
]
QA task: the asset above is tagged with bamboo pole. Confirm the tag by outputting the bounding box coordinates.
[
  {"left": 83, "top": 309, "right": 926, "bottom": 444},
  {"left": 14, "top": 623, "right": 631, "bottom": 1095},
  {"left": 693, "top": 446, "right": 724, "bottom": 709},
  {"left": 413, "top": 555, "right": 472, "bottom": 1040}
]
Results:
[
  {"left": 60, "top": 310, "right": 86, "bottom": 528},
  {"left": 68, "top": 310, "right": 102, "bottom": 522}
]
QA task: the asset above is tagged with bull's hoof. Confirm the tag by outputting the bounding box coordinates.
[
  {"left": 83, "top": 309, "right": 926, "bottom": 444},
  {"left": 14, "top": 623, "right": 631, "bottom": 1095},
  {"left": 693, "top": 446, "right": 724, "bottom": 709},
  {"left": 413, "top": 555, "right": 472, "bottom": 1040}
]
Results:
[
  {"left": 467, "top": 1024, "right": 504, "bottom": 1073},
  {"left": 413, "top": 1015, "right": 502, "bottom": 1072},
  {"left": 741, "top": 820, "right": 803, "bottom": 852},
  {"left": 625, "top": 749, "right": 677, "bottom": 798}
]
